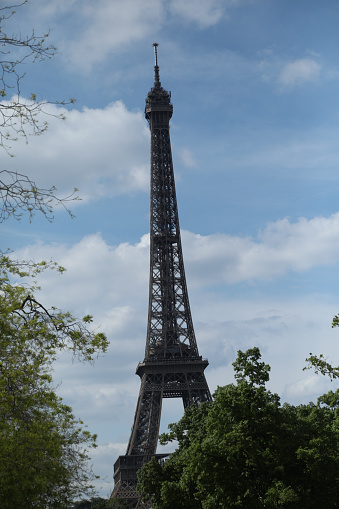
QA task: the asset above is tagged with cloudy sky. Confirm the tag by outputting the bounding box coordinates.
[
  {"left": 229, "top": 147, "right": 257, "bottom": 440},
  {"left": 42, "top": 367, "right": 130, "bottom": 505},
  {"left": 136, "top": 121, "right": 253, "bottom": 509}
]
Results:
[{"left": 2, "top": 0, "right": 339, "bottom": 497}]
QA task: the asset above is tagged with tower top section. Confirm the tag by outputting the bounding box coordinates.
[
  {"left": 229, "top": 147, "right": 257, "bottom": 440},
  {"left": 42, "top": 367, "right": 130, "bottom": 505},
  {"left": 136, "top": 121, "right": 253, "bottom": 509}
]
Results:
[
  {"left": 153, "top": 42, "right": 160, "bottom": 86},
  {"left": 145, "top": 43, "right": 173, "bottom": 121}
]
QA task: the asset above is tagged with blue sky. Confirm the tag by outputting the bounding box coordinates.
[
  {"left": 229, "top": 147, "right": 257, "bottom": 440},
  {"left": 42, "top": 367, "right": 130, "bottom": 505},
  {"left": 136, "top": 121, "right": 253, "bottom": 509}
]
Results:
[{"left": 2, "top": 0, "right": 339, "bottom": 497}]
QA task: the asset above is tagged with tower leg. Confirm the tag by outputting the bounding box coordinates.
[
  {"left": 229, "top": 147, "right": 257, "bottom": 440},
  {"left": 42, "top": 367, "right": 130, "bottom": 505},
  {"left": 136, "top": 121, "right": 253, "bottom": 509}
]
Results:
[
  {"left": 112, "top": 376, "right": 163, "bottom": 505},
  {"left": 112, "top": 368, "right": 211, "bottom": 504},
  {"left": 127, "top": 375, "right": 163, "bottom": 456}
]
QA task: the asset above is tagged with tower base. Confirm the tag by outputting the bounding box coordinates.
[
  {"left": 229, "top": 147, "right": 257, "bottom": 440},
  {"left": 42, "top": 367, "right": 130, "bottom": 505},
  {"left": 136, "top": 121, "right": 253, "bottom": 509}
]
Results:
[{"left": 111, "top": 454, "right": 168, "bottom": 508}]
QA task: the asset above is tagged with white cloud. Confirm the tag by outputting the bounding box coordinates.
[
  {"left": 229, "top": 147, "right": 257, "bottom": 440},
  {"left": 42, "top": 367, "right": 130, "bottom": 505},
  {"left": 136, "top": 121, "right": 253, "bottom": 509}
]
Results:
[
  {"left": 278, "top": 58, "right": 321, "bottom": 87},
  {"left": 168, "top": 0, "right": 248, "bottom": 27},
  {"left": 183, "top": 213, "right": 339, "bottom": 284},
  {"left": 27, "top": 0, "right": 78, "bottom": 17},
  {"left": 25, "top": 0, "right": 165, "bottom": 71},
  {"left": 2, "top": 100, "right": 149, "bottom": 201},
  {"left": 15, "top": 233, "right": 150, "bottom": 319},
  {"left": 284, "top": 374, "right": 330, "bottom": 401},
  {"left": 64, "top": 0, "right": 164, "bottom": 69},
  {"left": 14, "top": 213, "right": 339, "bottom": 317},
  {"left": 87, "top": 442, "right": 127, "bottom": 495},
  {"left": 177, "top": 147, "right": 197, "bottom": 168},
  {"left": 21, "top": 0, "right": 245, "bottom": 71},
  {"left": 14, "top": 214, "right": 339, "bottom": 387},
  {"left": 169, "top": 0, "right": 227, "bottom": 27}
]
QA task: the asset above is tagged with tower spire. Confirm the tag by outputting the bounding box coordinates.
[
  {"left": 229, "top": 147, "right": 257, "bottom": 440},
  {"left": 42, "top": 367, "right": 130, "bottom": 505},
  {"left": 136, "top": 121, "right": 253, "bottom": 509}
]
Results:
[
  {"left": 153, "top": 42, "right": 160, "bottom": 87},
  {"left": 153, "top": 42, "right": 158, "bottom": 66}
]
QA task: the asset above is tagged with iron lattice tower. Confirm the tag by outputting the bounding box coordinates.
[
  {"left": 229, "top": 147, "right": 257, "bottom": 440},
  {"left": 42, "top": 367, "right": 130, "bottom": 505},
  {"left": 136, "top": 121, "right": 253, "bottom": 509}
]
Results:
[{"left": 112, "top": 44, "right": 211, "bottom": 508}]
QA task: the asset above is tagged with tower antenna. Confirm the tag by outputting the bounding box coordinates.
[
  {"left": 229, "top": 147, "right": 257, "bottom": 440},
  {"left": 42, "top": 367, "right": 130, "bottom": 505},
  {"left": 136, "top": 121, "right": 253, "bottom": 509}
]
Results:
[
  {"left": 152, "top": 42, "right": 160, "bottom": 86},
  {"left": 153, "top": 42, "right": 159, "bottom": 66}
]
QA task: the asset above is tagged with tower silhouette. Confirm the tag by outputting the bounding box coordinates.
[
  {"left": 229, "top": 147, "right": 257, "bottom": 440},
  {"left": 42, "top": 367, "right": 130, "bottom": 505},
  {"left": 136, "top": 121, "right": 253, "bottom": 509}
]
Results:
[{"left": 112, "top": 44, "right": 211, "bottom": 508}]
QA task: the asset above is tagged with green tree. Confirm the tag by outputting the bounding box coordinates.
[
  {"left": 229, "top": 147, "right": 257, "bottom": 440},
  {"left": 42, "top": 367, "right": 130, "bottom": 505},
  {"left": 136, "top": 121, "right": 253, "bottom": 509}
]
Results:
[
  {"left": 0, "top": 3, "right": 109, "bottom": 506},
  {"left": 0, "top": 1, "right": 74, "bottom": 148},
  {"left": 304, "top": 313, "right": 339, "bottom": 380},
  {"left": 0, "top": 1, "right": 77, "bottom": 221},
  {"left": 0, "top": 256, "right": 109, "bottom": 508},
  {"left": 138, "top": 348, "right": 339, "bottom": 508}
]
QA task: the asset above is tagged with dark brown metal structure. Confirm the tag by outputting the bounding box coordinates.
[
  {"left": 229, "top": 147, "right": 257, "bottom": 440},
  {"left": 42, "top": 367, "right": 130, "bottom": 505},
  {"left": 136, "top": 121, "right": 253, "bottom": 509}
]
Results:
[{"left": 111, "top": 44, "right": 211, "bottom": 508}]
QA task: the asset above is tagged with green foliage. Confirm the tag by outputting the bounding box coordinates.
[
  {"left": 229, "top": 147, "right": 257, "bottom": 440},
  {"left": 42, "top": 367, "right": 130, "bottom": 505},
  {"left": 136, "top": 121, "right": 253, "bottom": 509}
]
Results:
[
  {"left": 138, "top": 348, "right": 339, "bottom": 509},
  {"left": 232, "top": 346, "right": 270, "bottom": 386},
  {"left": 70, "top": 498, "right": 129, "bottom": 508},
  {"left": 0, "top": 4, "right": 109, "bottom": 507},
  {"left": 0, "top": 169, "right": 80, "bottom": 222},
  {"left": 303, "top": 313, "right": 339, "bottom": 381},
  {"left": 304, "top": 353, "right": 339, "bottom": 380},
  {"left": 0, "top": 256, "right": 108, "bottom": 508},
  {"left": 0, "top": 2, "right": 79, "bottom": 221},
  {"left": 0, "top": 1, "right": 75, "bottom": 153},
  {"left": 303, "top": 312, "right": 339, "bottom": 380}
]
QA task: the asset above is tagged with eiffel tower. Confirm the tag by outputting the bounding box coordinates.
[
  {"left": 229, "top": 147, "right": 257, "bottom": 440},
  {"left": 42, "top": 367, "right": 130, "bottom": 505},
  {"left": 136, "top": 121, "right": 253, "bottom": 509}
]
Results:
[{"left": 111, "top": 44, "right": 211, "bottom": 508}]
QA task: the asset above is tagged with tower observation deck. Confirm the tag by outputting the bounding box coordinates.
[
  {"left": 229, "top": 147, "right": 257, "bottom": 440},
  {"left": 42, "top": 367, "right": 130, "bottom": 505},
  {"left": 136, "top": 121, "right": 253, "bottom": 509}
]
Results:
[{"left": 111, "top": 44, "right": 211, "bottom": 508}]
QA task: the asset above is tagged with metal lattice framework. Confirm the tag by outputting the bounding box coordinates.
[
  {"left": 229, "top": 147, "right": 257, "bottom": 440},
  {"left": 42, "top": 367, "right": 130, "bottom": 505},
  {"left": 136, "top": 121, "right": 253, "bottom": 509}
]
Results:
[{"left": 112, "top": 44, "right": 211, "bottom": 507}]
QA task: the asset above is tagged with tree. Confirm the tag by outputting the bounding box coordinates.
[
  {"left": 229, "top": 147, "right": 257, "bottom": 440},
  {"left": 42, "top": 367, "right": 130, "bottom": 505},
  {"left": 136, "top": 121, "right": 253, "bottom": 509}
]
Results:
[
  {"left": 137, "top": 348, "right": 339, "bottom": 508},
  {"left": 0, "top": 1, "right": 75, "bottom": 148},
  {"left": 0, "top": 168, "right": 78, "bottom": 222},
  {"left": 0, "top": 255, "right": 109, "bottom": 508},
  {"left": 0, "top": 3, "right": 109, "bottom": 506},
  {"left": 0, "top": 1, "right": 78, "bottom": 221},
  {"left": 304, "top": 353, "right": 339, "bottom": 380},
  {"left": 304, "top": 313, "right": 339, "bottom": 380}
]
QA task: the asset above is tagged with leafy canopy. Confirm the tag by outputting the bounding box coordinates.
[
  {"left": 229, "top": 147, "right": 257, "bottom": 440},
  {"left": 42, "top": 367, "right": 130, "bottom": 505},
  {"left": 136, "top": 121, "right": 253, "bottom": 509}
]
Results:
[
  {"left": 0, "top": 3, "right": 109, "bottom": 507},
  {"left": 0, "top": 1, "right": 78, "bottom": 221},
  {"left": 0, "top": 255, "right": 109, "bottom": 508},
  {"left": 138, "top": 348, "right": 339, "bottom": 509},
  {"left": 304, "top": 313, "right": 339, "bottom": 380}
]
